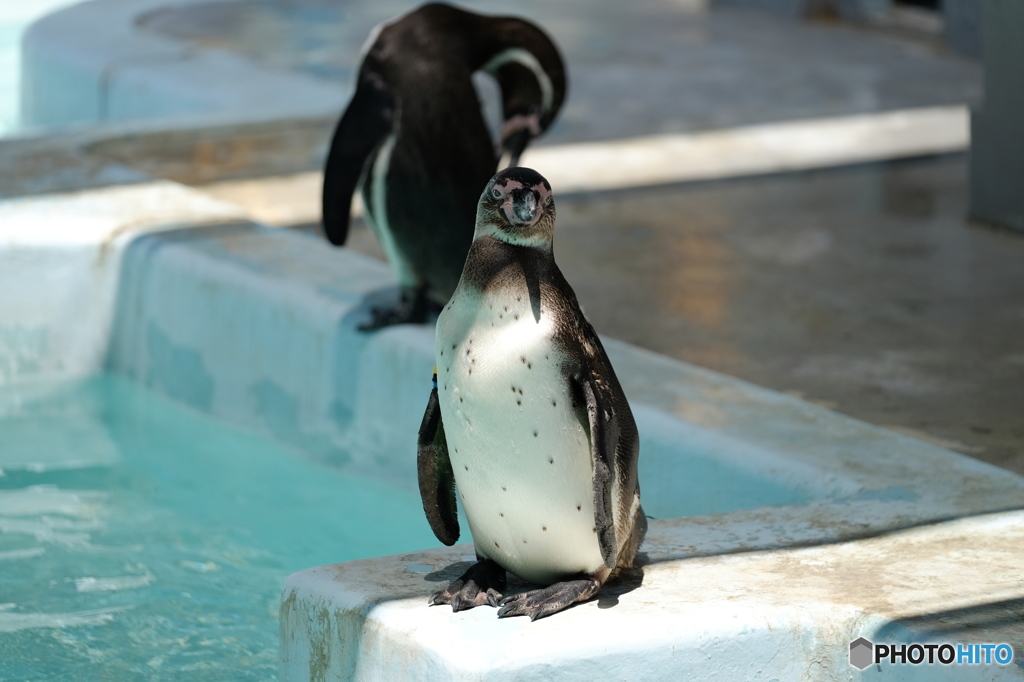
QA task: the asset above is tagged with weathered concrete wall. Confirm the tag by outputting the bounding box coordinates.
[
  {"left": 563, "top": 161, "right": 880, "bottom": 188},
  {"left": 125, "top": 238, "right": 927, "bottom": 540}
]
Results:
[
  {"left": 969, "top": 0, "right": 1024, "bottom": 231},
  {"left": 711, "top": 0, "right": 805, "bottom": 18},
  {"left": 710, "top": 0, "right": 892, "bottom": 21},
  {"left": 945, "top": 0, "right": 982, "bottom": 57}
]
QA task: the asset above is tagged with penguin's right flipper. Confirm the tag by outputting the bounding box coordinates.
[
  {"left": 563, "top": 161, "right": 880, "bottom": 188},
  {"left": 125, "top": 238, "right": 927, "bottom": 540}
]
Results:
[
  {"left": 417, "top": 383, "right": 460, "bottom": 545},
  {"left": 322, "top": 73, "right": 395, "bottom": 246}
]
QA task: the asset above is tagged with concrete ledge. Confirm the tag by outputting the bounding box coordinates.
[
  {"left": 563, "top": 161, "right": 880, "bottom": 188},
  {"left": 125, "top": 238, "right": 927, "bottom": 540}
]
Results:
[
  {"left": 0, "top": 181, "right": 245, "bottom": 383},
  {"left": 191, "top": 106, "right": 971, "bottom": 229},
  {"left": 20, "top": 0, "right": 344, "bottom": 131},
  {"left": 522, "top": 106, "right": 969, "bottom": 193},
  {"left": 281, "top": 511, "right": 1024, "bottom": 681},
  {"left": 0, "top": 112, "right": 339, "bottom": 200},
  {"left": 96, "top": 221, "right": 1024, "bottom": 518}
]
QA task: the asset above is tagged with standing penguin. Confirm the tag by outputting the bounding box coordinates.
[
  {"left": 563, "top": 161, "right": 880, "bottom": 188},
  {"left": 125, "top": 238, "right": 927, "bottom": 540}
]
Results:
[
  {"left": 322, "top": 3, "right": 566, "bottom": 330},
  {"left": 417, "top": 167, "right": 646, "bottom": 620}
]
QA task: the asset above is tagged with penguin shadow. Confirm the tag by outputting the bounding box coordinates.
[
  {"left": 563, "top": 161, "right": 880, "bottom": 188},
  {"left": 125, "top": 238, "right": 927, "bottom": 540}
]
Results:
[
  {"left": 598, "top": 557, "right": 647, "bottom": 610},
  {"left": 423, "top": 561, "right": 529, "bottom": 592},
  {"left": 341, "top": 286, "right": 393, "bottom": 330},
  {"left": 424, "top": 561, "right": 475, "bottom": 585},
  {"left": 339, "top": 286, "right": 442, "bottom": 331},
  {"left": 422, "top": 559, "right": 646, "bottom": 612}
]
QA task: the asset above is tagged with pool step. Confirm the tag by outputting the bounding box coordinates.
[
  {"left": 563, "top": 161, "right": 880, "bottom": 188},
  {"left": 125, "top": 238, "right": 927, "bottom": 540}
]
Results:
[{"left": 280, "top": 510, "right": 1024, "bottom": 681}]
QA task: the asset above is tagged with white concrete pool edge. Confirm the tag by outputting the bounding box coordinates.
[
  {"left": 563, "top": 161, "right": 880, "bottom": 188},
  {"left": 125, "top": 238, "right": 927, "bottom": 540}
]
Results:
[
  {"left": 0, "top": 181, "right": 247, "bottom": 383},
  {"left": 281, "top": 510, "right": 1024, "bottom": 682}
]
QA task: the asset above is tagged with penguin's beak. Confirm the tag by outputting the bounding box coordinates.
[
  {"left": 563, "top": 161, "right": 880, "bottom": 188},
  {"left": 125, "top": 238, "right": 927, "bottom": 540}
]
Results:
[
  {"left": 501, "top": 128, "right": 533, "bottom": 169},
  {"left": 503, "top": 189, "right": 541, "bottom": 227}
]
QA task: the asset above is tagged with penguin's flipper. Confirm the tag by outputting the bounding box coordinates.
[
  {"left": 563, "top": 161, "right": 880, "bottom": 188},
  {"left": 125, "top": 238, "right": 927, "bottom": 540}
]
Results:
[
  {"left": 322, "top": 73, "right": 395, "bottom": 246},
  {"left": 579, "top": 373, "right": 620, "bottom": 569},
  {"left": 417, "top": 383, "right": 460, "bottom": 545}
]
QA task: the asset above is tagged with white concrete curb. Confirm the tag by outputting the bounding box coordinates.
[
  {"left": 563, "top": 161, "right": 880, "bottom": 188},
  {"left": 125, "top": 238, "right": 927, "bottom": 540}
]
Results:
[
  {"left": 0, "top": 181, "right": 246, "bottom": 383},
  {"left": 523, "top": 105, "right": 970, "bottom": 193},
  {"left": 281, "top": 510, "right": 1024, "bottom": 681}
]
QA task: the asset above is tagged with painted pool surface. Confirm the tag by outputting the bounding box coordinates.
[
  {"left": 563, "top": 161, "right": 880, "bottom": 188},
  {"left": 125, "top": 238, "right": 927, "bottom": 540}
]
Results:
[{"left": 0, "top": 373, "right": 440, "bottom": 680}]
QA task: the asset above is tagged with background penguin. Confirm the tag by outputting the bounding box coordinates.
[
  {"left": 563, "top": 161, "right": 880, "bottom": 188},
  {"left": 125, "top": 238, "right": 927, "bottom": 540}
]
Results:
[
  {"left": 417, "top": 167, "right": 646, "bottom": 620},
  {"left": 321, "top": 3, "right": 566, "bottom": 330}
]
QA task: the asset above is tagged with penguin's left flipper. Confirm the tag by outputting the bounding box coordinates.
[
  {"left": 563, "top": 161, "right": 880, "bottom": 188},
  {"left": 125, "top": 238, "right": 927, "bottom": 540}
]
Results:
[
  {"left": 577, "top": 372, "right": 620, "bottom": 569},
  {"left": 496, "top": 578, "right": 602, "bottom": 621},
  {"left": 322, "top": 72, "right": 395, "bottom": 247},
  {"left": 417, "top": 384, "right": 459, "bottom": 545},
  {"left": 428, "top": 558, "right": 507, "bottom": 612}
]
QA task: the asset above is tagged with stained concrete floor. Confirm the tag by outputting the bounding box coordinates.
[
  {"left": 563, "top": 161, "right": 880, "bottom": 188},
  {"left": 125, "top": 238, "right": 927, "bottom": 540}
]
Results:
[
  {"left": 554, "top": 155, "right": 1024, "bottom": 476},
  {"left": 140, "top": 0, "right": 980, "bottom": 142},
  {"left": 344, "top": 154, "right": 1024, "bottom": 476}
]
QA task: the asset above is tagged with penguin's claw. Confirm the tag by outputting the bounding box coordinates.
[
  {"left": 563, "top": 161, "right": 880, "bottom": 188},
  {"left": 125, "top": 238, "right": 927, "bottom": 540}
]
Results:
[
  {"left": 449, "top": 587, "right": 502, "bottom": 612},
  {"left": 496, "top": 579, "right": 601, "bottom": 621},
  {"left": 427, "top": 559, "right": 506, "bottom": 612},
  {"left": 427, "top": 589, "right": 451, "bottom": 606}
]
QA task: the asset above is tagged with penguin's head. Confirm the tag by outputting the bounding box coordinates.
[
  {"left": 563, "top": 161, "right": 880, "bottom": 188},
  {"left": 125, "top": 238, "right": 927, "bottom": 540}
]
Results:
[{"left": 476, "top": 167, "right": 555, "bottom": 248}]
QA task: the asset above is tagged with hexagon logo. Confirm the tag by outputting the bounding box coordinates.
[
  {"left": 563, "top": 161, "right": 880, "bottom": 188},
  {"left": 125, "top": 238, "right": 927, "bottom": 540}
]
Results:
[{"left": 850, "top": 637, "right": 874, "bottom": 670}]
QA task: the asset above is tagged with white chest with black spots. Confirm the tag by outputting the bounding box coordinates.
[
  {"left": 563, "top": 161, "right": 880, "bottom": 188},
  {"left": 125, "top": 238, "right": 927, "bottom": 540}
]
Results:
[{"left": 435, "top": 288, "right": 604, "bottom": 585}]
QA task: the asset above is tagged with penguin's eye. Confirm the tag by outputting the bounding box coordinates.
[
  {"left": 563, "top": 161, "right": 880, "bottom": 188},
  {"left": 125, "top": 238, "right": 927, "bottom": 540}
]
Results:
[{"left": 490, "top": 187, "right": 502, "bottom": 200}]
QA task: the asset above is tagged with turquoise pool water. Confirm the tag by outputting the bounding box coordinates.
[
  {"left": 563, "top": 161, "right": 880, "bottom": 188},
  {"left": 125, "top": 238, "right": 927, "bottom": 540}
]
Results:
[{"left": 0, "top": 374, "right": 439, "bottom": 680}]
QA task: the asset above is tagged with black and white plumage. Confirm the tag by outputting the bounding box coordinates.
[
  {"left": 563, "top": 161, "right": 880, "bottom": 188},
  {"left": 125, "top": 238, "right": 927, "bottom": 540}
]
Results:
[
  {"left": 417, "top": 167, "right": 646, "bottom": 620},
  {"left": 322, "top": 3, "right": 566, "bottom": 330}
]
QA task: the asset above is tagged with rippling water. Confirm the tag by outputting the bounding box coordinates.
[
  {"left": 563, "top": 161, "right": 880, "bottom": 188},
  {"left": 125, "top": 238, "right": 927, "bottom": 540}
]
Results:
[{"left": 0, "top": 374, "right": 439, "bottom": 680}]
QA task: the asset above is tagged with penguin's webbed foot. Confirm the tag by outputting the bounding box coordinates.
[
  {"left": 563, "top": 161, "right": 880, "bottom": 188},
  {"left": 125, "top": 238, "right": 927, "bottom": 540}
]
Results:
[
  {"left": 496, "top": 578, "right": 601, "bottom": 621},
  {"left": 358, "top": 287, "right": 430, "bottom": 331},
  {"left": 428, "top": 559, "right": 506, "bottom": 612}
]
